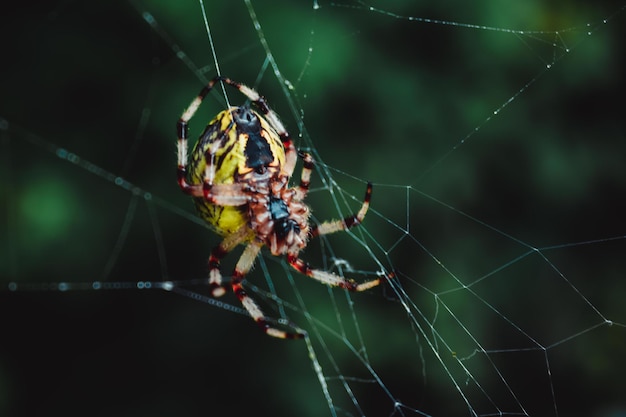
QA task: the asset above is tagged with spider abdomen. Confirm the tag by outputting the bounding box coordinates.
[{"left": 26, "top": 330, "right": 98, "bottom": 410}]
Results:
[{"left": 188, "top": 107, "right": 285, "bottom": 236}]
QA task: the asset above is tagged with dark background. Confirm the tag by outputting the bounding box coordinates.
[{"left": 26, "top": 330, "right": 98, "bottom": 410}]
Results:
[{"left": 1, "top": 1, "right": 625, "bottom": 416}]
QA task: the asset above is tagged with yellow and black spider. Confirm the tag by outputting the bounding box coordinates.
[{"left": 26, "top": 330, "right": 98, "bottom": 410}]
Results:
[{"left": 177, "top": 76, "right": 380, "bottom": 339}]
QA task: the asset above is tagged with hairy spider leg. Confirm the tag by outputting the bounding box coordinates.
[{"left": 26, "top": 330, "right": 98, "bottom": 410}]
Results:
[
  {"left": 294, "top": 151, "right": 314, "bottom": 201},
  {"left": 207, "top": 226, "right": 252, "bottom": 297},
  {"left": 291, "top": 181, "right": 380, "bottom": 291},
  {"left": 311, "top": 182, "right": 373, "bottom": 237},
  {"left": 231, "top": 240, "right": 304, "bottom": 339}
]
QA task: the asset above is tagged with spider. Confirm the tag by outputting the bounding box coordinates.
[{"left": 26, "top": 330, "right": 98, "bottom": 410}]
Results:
[{"left": 176, "top": 76, "right": 380, "bottom": 339}]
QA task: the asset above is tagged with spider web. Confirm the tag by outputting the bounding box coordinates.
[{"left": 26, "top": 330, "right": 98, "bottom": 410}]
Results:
[{"left": 1, "top": 1, "right": 625, "bottom": 416}]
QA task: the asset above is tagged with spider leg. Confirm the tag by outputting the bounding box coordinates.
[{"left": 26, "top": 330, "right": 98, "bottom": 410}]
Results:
[
  {"left": 232, "top": 240, "right": 304, "bottom": 339},
  {"left": 287, "top": 255, "right": 381, "bottom": 292},
  {"left": 178, "top": 181, "right": 250, "bottom": 207},
  {"left": 177, "top": 77, "right": 224, "bottom": 195},
  {"left": 207, "top": 227, "right": 252, "bottom": 297},
  {"left": 311, "top": 182, "right": 373, "bottom": 237},
  {"left": 294, "top": 151, "right": 314, "bottom": 201},
  {"left": 292, "top": 182, "right": 379, "bottom": 291}
]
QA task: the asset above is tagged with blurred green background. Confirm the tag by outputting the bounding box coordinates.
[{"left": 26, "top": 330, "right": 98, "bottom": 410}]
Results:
[{"left": 1, "top": 1, "right": 625, "bottom": 416}]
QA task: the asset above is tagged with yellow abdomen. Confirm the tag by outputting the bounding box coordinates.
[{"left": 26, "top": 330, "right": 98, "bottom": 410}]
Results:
[{"left": 187, "top": 107, "right": 286, "bottom": 236}]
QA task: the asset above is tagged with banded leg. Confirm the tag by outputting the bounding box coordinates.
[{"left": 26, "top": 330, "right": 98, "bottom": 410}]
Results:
[
  {"left": 232, "top": 240, "right": 303, "bottom": 339},
  {"left": 311, "top": 182, "right": 373, "bottom": 237},
  {"left": 298, "top": 182, "right": 379, "bottom": 291},
  {"left": 287, "top": 255, "right": 381, "bottom": 292},
  {"left": 294, "top": 151, "right": 315, "bottom": 200},
  {"left": 207, "top": 226, "right": 252, "bottom": 297},
  {"left": 178, "top": 181, "right": 249, "bottom": 206},
  {"left": 177, "top": 77, "right": 223, "bottom": 194}
]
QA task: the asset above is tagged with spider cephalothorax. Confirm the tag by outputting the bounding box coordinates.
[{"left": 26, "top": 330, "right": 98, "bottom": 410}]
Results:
[
  {"left": 249, "top": 177, "right": 310, "bottom": 256},
  {"left": 177, "top": 76, "right": 380, "bottom": 339}
]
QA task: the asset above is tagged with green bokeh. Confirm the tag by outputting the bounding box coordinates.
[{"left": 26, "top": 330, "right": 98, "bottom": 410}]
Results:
[{"left": 1, "top": 1, "right": 624, "bottom": 416}]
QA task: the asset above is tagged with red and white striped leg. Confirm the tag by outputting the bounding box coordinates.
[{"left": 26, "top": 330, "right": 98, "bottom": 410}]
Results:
[
  {"left": 231, "top": 240, "right": 304, "bottom": 339},
  {"left": 207, "top": 227, "right": 252, "bottom": 297},
  {"left": 311, "top": 182, "right": 373, "bottom": 237},
  {"left": 287, "top": 255, "right": 381, "bottom": 292}
]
